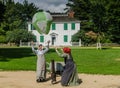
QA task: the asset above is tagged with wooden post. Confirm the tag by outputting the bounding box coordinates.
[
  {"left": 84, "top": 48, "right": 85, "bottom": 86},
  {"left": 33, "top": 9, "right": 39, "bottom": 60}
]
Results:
[{"left": 51, "top": 59, "right": 56, "bottom": 84}]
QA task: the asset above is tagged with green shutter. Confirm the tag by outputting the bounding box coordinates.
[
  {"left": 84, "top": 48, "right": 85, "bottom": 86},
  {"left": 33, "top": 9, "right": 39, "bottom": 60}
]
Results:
[
  {"left": 64, "top": 23, "right": 68, "bottom": 30},
  {"left": 40, "top": 36, "right": 44, "bottom": 42},
  {"left": 33, "top": 35, "right": 36, "bottom": 42},
  {"left": 64, "top": 35, "right": 68, "bottom": 42},
  {"left": 52, "top": 23, "right": 56, "bottom": 30},
  {"left": 71, "top": 23, "right": 75, "bottom": 30}
]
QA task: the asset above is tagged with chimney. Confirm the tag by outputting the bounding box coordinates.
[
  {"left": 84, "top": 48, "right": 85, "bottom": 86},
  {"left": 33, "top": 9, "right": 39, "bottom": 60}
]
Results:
[{"left": 68, "top": 10, "right": 75, "bottom": 18}]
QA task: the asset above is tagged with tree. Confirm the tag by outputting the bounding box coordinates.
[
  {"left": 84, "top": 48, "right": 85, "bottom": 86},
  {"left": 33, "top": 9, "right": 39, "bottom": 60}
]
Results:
[
  {"left": 67, "top": 0, "right": 120, "bottom": 44},
  {"left": 67, "top": 0, "right": 92, "bottom": 29},
  {"left": 67, "top": 0, "right": 96, "bottom": 45},
  {"left": 0, "top": 35, "right": 6, "bottom": 43},
  {"left": 91, "top": 0, "right": 107, "bottom": 32},
  {"left": 2, "top": 0, "right": 39, "bottom": 32},
  {"left": 106, "top": 0, "right": 120, "bottom": 44},
  {"left": 6, "top": 29, "right": 35, "bottom": 46},
  {"left": 0, "top": 0, "right": 40, "bottom": 44},
  {"left": 67, "top": 0, "right": 91, "bottom": 20},
  {"left": 15, "top": 0, "right": 40, "bottom": 29},
  {"left": 0, "top": 1, "right": 5, "bottom": 23},
  {"left": 21, "top": 0, "right": 39, "bottom": 20},
  {"left": 90, "top": 0, "right": 108, "bottom": 48}
]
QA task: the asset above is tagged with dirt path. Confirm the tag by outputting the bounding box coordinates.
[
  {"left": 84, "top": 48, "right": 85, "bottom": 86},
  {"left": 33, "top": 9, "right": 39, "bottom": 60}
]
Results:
[{"left": 0, "top": 71, "right": 120, "bottom": 88}]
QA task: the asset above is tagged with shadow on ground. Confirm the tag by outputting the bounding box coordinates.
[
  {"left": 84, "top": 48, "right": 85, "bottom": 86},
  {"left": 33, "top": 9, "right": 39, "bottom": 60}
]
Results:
[{"left": 0, "top": 47, "right": 34, "bottom": 62}]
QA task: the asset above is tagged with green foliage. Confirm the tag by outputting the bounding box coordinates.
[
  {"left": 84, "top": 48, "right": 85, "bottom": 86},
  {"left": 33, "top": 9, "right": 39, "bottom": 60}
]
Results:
[
  {"left": 72, "top": 30, "right": 97, "bottom": 46},
  {"left": 0, "top": 35, "right": 6, "bottom": 43},
  {"left": 0, "top": 1, "right": 5, "bottom": 23},
  {"left": 91, "top": 1, "right": 107, "bottom": 32},
  {"left": 1, "top": 0, "right": 40, "bottom": 33},
  {"left": 0, "top": 25, "right": 5, "bottom": 35},
  {"left": 72, "top": 30, "right": 81, "bottom": 42},
  {"left": 6, "top": 29, "right": 35, "bottom": 46},
  {"left": 106, "top": 0, "right": 120, "bottom": 44},
  {"left": 67, "top": 0, "right": 92, "bottom": 20},
  {"left": 0, "top": 0, "right": 40, "bottom": 44},
  {"left": 3, "top": 0, "right": 17, "bottom": 31},
  {"left": 68, "top": 0, "right": 120, "bottom": 44},
  {"left": 21, "top": 0, "right": 40, "bottom": 20}
]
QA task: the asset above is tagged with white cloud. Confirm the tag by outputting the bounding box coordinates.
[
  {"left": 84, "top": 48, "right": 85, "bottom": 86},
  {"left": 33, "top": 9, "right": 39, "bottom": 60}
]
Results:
[
  {"left": 14, "top": 0, "right": 68, "bottom": 12},
  {"left": 35, "top": 2, "right": 67, "bottom": 12}
]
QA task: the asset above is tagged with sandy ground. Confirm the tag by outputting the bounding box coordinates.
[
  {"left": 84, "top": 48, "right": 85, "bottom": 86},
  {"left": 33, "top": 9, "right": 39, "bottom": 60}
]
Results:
[{"left": 0, "top": 71, "right": 120, "bottom": 88}]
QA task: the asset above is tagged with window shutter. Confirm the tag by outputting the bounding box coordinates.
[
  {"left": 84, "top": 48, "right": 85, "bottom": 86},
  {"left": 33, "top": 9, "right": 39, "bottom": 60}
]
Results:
[
  {"left": 71, "top": 23, "right": 75, "bottom": 30},
  {"left": 52, "top": 23, "right": 56, "bottom": 30},
  {"left": 40, "top": 36, "right": 44, "bottom": 42},
  {"left": 64, "top": 35, "right": 68, "bottom": 42},
  {"left": 33, "top": 35, "right": 36, "bottom": 42},
  {"left": 64, "top": 23, "right": 68, "bottom": 30}
]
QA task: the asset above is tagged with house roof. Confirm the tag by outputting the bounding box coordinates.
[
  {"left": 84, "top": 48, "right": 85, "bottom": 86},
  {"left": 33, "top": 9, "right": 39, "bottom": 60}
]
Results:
[
  {"left": 51, "top": 13, "right": 80, "bottom": 23},
  {"left": 28, "top": 12, "right": 80, "bottom": 24}
]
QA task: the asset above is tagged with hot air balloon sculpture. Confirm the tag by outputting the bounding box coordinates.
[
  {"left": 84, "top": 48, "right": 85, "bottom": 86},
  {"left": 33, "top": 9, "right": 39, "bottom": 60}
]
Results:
[{"left": 32, "top": 11, "right": 53, "bottom": 34}]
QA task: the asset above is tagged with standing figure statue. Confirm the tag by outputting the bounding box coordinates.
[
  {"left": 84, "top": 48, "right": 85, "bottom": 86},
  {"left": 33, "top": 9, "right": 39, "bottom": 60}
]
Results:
[{"left": 31, "top": 41, "right": 50, "bottom": 82}]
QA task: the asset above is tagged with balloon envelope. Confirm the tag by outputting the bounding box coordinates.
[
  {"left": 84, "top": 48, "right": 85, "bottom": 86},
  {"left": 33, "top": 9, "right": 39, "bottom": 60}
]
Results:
[{"left": 32, "top": 11, "right": 53, "bottom": 34}]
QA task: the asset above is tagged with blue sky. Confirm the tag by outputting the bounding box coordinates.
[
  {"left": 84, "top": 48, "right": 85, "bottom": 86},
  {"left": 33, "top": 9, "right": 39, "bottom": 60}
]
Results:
[{"left": 14, "top": 0, "right": 68, "bottom": 12}]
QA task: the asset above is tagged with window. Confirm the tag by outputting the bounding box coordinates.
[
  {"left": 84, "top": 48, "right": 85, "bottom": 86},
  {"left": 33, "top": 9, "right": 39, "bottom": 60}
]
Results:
[
  {"left": 52, "top": 23, "right": 56, "bottom": 30},
  {"left": 64, "top": 23, "right": 68, "bottom": 30},
  {"left": 71, "top": 23, "right": 75, "bottom": 30},
  {"left": 64, "top": 35, "right": 68, "bottom": 42},
  {"left": 40, "top": 36, "right": 44, "bottom": 42}
]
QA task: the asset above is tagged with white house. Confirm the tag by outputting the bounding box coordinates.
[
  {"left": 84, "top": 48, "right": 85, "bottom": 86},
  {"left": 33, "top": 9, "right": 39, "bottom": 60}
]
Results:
[{"left": 28, "top": 12, "right": 80, "bottom": 46}]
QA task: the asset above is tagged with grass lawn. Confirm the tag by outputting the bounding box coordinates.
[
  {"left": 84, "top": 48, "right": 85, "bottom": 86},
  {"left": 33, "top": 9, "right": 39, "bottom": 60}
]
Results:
[{"left": 0, "top": 47, "right": 120, "bottom": 75}]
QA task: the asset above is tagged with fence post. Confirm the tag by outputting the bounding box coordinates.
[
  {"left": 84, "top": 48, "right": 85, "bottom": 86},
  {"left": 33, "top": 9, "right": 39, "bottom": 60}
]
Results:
[
  {"left": 79, "top": 38, "right": 82, "bottom": 46},
  {"left": 20, "top": 40, "right": 22, "bottom": 47},
  {"left": 28, "top": 42, "right": 30, "bottom": 46}
]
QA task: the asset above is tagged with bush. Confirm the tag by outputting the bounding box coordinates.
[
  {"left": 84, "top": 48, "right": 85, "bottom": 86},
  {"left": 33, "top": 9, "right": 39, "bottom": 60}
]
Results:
[{"left": 0, "top": 35, "right": 6, "bottom": 43}]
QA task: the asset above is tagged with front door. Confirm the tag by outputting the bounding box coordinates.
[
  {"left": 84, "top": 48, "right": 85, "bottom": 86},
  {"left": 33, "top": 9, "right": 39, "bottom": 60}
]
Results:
[{"left": 51, "top": 35, "right": 56, "bottom": 45}]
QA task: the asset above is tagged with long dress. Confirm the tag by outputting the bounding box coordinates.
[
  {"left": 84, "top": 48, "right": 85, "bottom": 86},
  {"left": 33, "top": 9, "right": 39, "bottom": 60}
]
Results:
[
  {"left": 32, "top": 45, "right": 49, "bottom": 80},
  {"left": 56, "top": 49, "right": 80, "bottom": 86}
]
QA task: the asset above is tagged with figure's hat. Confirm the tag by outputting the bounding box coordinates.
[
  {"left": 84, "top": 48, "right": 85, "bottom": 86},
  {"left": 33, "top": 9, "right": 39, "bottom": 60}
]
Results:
[{"left": 63, "top": 47, "right": 71, "bottom": 54}]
